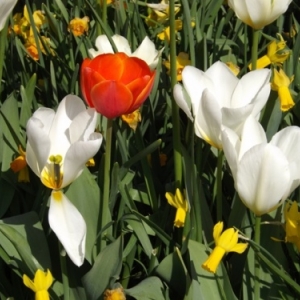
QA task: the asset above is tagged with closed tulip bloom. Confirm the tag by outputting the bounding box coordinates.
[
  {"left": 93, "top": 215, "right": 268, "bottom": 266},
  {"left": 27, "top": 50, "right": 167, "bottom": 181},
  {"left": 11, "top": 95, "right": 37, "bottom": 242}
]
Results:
[
  {"left": 0, "top": 0, "right": 18, "bottom": 30},
  {"left": 202, "top": 222, "right": 248, "bottom": 273},
  {"left": 26, "top": 95, "right": 103, "bottom": 266},
  {"left": 222, "top": 116, "right": 300, "bottom": 216},
  {"left": 228, "top": 0, "right": 292, "bottom": 30},
  {"left": 174, "top": 61, "right": 271, "bottom": 149},
  {"left": 81, "top": 53, "right": 156, "bottom": 118}
]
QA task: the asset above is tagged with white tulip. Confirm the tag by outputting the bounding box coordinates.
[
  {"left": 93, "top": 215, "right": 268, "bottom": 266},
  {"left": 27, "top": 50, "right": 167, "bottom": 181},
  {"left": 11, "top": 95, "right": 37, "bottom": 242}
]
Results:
[
  {"left": 26, "top": 95, "right": 102, "bottom": 266},
  {"left": 88, "top": 34, "right": 162, "bottom": 70},
  {"left": 0, "top": 0, "right": 18, "bottom": 31},
  {"left": 228, "top": 0, "right": 292, "bottom": 29},
  {"left": 222, "top": 116, "right": 300, "bottom": 216},
  {"left": 173, "top": 61, "right": 271, "bottom": 149}
]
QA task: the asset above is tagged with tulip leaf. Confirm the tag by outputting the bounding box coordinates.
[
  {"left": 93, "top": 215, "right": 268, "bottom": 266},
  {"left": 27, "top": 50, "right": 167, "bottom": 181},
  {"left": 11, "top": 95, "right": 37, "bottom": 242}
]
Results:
[
  {"left": 82, "top": 236, "right": 123, "bottom": 300},
  {"left": 187, "top": 240, "right": 237, "bottom": 300},
  {"left": 0, "top": 211, "right": 51, "bottom": 275},
  {"left": 125, "top": 276, "right": 165, "bottom": 300}
]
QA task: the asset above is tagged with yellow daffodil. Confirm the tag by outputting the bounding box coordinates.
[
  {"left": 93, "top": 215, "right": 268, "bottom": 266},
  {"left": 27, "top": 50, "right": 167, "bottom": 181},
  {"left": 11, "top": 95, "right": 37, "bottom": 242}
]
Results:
[
  {"left": 10, "top": 145, "right": 30, "bottom": 182},
  {"left": 25, "top": 35, "right": 54, "bottom": 61},
  {"left": 104, "top": 287, "right": 126, "bottom": 300},
  {"left": 146, "top": 0, "right": 180, "bottom": 27},
  {"left": 68, "top": 16, "right": 89, "bottom": 36},
  {"left": 284, "top": 201, "right": 300, "bottom": 251},
  {"left": 23, "top": 269, "right": 53, "bottom": 300},
  {"left": 202, "top": 222, "right": 248, "bottom": 273},
  {"left": 165, "top": 189, "right": 188, "bottom": 228},
  {"left": 271, "top": 68, "right": 295, "bottom": 112},
  {"left": 157, "top": 20, "right": 183, "bottom": 42},
  {"left": 249, "top": 38, "right": 290, "bottom": 70},
  {"left": 121, "top": 109, "right": 141, "bottom": 131},
  {"left": 164, "top": 52, "right": 191, "bottom": 81},
  {"left": 225, "top": 62, "right": 240, "bottom": 76}
]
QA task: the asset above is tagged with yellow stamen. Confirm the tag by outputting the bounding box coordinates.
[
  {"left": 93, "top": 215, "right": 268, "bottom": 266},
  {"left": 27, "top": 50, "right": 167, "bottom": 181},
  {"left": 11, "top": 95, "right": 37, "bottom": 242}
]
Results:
[{"left": 41, "top": 155, "right": 63, "bottom": 189}]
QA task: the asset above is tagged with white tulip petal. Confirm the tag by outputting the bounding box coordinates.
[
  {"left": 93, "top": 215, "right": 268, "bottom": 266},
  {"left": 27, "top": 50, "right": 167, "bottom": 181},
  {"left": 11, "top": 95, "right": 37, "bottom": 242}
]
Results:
[
  {"left": 181, "top": 66, "right": 211, "bottom": 114},
  {"left": 68, "top": 108, "right": 98, "bottom": 143},
  {"left": 49, "top": 95, "right": 86, "bottom": 156},
  {"left": 0, "top": 0, "right": 17, "bottom": 31},
  {"left": 26, "top": 117, "right": 51, "bottom": 174},
  {"left": 112, "top": 35, "right": 132, "bottom": 55},
  {"left": 88, "top": 35, "right": 114, "bottom": 57},
  {"left": 132, "top": 36, "right": 161, "bottom": 69},
  {"left": 228, "top": 0, "right": 252, "bottom": 28},
  {"left": 239, "top": 115, "right": 266, "bottom": 159},
  {"left": 30, "top": 107, "right": 55, "bottom": 135},
  {"left": 221, "top": 126, "right": 240, "bottom": 180},
  {"left": 62, "top": 133, "right": 102, "bottom": 187},
  {"left": 221, "top": 104, "right": 253, "bottom": 134},
  {"left": 270, "top": 126, "right": 300, "bottom": 163},
  {"left": 231, "top": 69, "right": 270, "bottom": 108},
  {"left": 205, "top": 61, "right": 238, "bottom": 107},
  {"left": 237, "top": 144, "right": 290, "bottom": 216},
  {"left": 48, "top": 191, "right": 86, "bottom": 266},
  {"left": 173, "top": 84, "right": 193, "bottom": 121},
  {"left": 195, "top": 89, "right": 222, "bottom": 148}
]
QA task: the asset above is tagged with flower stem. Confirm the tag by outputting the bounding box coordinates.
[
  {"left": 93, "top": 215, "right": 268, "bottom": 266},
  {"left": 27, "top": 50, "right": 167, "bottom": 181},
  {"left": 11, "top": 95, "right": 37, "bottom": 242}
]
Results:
[
  {"left": 59, "top": 242, "right": 69, "bottom": 300},
  {"left": 251, "top": 29, "right": 260, "bottom": 70},
  {"left": 169, "top": 0, "right": 182, "bottom": 188},
  {"left": 101, "top": 118, "right": 113, "bottom": 248},
  {"left": 254, "top": 215, "right": 261, "bottom": 299},
  {"left": 216, "top": 150, "right": 224, "bottom": 221}
]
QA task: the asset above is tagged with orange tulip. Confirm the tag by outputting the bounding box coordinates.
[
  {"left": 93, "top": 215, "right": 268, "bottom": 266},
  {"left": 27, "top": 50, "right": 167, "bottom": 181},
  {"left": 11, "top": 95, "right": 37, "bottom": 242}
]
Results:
[{"left": 80, "top": 52, "right": 156, "bottom": 118}]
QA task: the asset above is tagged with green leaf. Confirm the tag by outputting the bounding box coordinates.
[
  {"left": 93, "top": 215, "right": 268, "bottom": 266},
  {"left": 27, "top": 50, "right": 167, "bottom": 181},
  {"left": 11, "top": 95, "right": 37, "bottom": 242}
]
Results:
[
  {"left": 125, "top": 277, "right": 165, "bottom": 300},
  {"left": 82, "top": 236, "right": 123, "bottom": 300},
  {"left": 0, "top": 211, "right": 51, "bottom": 275}
]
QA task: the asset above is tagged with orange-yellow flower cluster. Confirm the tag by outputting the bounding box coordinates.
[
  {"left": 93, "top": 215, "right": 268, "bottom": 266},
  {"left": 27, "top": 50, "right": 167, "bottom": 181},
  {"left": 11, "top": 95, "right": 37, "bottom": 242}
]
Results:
[
  {"left": 10, "top": 5, "right": 54, "bottom": 61},
  {"left": 68, "top": 16, "right": 89, "bottom": 36}
]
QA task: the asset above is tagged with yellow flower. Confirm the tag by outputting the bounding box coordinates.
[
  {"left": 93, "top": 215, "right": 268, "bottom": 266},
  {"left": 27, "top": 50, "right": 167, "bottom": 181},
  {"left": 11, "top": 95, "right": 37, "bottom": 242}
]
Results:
[
  {"left": 165, "top": 189, "right": 188, "bottom": 228},
  {"left": 202, "top": 222, "right": 248, "bottom": 273},
  {"left": 68, "top": 16, "right": 89, "bottom": 36},
  {"left": 271, "top": 68, "right": 295, "bottom": 112},
  {"left": 104, "top": 287, "right": 126, "bottom": 300},
  {"left": 157, "top": 20, "right": 183, "bottom": 42},
  {"left": 225, "top": 62, "right": 240, "bottom": 76},
  {"left": 121, "top": 109, "right": 141, "bottom": 131},
  {"left": 23, "top": 269, "right": 53, "bottom": 300},
  {"left": 10, "top": 145, "right": 29, "bottom": 182},
  {"left": 284, "top": 201, "right": 300, "bottom": 251},
  {"left": 25, "top": 35, "right": 54, "bottom": 60},
  {"left": 164, "top": 52, "right": 191, "bottom": 81},
  {"left": 249, "top": 38, "right": 290, "bottom": 70}
]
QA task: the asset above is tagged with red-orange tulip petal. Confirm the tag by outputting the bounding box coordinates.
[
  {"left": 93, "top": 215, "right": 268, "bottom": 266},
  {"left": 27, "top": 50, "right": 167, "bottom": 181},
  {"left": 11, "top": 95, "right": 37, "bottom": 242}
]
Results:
[
  {"left": 91, "top": 80, "right": 133, "bottom": 118},
  {"left": 128, "top": 72, "right": 156, "bottom": 112},
  {"left": 89, "top": 53, "right": 126, "bottom": 81},
  {"left": 120, "top": 57, "right": 151, "bottom": 84}
]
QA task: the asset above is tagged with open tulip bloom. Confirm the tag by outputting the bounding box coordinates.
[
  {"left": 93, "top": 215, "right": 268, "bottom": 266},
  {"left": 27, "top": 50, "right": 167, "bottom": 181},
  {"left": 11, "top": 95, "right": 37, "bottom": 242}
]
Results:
[
  {"left": 173, "top": 61, "right": 271, "bottom": 149},
  {"left": 81, "top": 52, "right": 156, "bottom": 119},
  {"left": 227, "top": 0, "right": 292, "bottom": 30},
  {"left": 26, "top": 95, "right": 103, "bottom": 266},
  {"left": 88, "top": 34, "right": 162, "bottom": 70},
  {"left": 222, "top": 116, "right": 300, "bottom": 216}
]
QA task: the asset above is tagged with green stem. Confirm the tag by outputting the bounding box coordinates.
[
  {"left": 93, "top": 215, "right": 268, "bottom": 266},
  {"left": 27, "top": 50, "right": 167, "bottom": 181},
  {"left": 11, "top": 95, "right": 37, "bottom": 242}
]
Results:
[
  {"left": 251, "top": 29, "right": 260, "bottom": 70},
  {"left": 169, "top": 0, "right": 182, "bottom": 188},
  {"left": 101, "top": 0, "right": 107, "bottom": 27},
  {"left": 101, "top": 118, "right": 113, "bottom": 248},
  {"left": 59, "top": 242, "right": 69, "bottom": 300},
  {"left": 216, "top": 150, "right": 224, "bottom": 221},
  {"left": 254, "top": 215, "right": 261, "bottom": 299}
]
